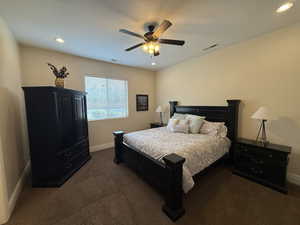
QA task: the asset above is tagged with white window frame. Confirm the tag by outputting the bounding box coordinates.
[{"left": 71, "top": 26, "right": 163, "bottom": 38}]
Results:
[{"left": 85, "top": 75, "right": 129, "bottom": 121}]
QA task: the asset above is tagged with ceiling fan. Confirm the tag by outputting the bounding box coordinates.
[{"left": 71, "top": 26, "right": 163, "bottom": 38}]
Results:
[{"left": 119, "top": 20, "right": 185, "bottom": 56}]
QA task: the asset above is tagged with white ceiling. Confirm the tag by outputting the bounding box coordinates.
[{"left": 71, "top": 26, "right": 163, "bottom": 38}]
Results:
[{"left": 1, "top": 0, "right": 300, "bottom": 71}]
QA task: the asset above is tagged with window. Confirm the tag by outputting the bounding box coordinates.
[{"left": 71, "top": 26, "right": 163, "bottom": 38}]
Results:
[{"left": 85, "top": 76, "right": 128, "bottom": 121}]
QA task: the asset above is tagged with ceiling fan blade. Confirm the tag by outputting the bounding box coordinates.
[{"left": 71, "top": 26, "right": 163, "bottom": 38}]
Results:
[
  {"left": 153, "top": 20, "right": 172, "bottom": 39},
  {"left": 159, "top": 39, "right": 185, "bottom": 46},
  {"left": 119, "top": 29, "right": 145, "bottom": 40},
  {"left": 125, "top": 43, "right": 145, "bottom": 51}
]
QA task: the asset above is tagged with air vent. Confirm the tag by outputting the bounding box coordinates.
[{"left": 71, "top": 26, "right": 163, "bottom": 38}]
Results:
[{"left": 202, "top": 44, "right": 218, "bottom": 51}]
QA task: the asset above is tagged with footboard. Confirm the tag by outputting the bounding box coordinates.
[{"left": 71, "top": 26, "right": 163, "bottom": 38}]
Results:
[{"left": 113, "top": 131, "right": 185, "bottom": 221}]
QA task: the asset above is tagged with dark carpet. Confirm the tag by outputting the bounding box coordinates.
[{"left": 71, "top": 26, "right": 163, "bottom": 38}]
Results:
[{"left": 6, "top": 149, "right": 300, "bottom": 225}]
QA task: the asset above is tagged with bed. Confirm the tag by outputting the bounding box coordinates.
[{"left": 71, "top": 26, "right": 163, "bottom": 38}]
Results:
[
  {"left": 113, "top": 100, "right": 240, "bottom": 221},
  {"left": 124, "top": 127, "right": 231, "bottom": 193}
]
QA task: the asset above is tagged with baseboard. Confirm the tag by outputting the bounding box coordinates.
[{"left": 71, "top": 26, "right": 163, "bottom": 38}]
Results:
[
  {"left": 287, "top": 173, "right": 300, "bottom": 186},
  {"left": 90, "top": 142, "right": 114, "bottom": 152},
  {"left": 7, "top": 162, "right": 30, "bottom": 219}
]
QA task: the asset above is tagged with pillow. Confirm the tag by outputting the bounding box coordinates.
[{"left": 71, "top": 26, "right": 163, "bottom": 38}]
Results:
[
  {"left": 171, "top": 113, "right": 186, "bottom": 120},
  {"left": 186, "top": 114, "right": 206, "bottom": 120},
  {"left": 200, "top": 120, "right": 225, "bottom": 137},
  {"left": 167, "top": 118, "right": 179, "bottom": 132},
  {"left": 172, "top": 119, "right": 189, "bottom": 134},
  {"left": 177, "top": 119, "right": 189, "bottom": 126},
  {"left": 186, "top": 115, "right": 205, "bottom": 134},
  {"left": 218, "top": 125, "right": 228, "bottom": 138}
]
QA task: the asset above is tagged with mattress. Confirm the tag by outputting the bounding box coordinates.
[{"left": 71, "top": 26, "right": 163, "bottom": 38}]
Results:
[{"left": 124, "top": 127, "right": 230, "bottom": 193}]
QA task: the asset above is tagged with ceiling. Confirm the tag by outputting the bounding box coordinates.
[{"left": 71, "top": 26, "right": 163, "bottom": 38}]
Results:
[{"left": 1, "top": 0, "right": 300, "bottom": 71}]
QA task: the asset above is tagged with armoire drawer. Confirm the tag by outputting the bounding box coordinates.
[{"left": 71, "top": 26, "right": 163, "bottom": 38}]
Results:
[
  {"left": 57, "top": 139, "right": 89, "bottom": 161},
  {"left": 63, "top": 150, "right": 90, "bottom": 174}
]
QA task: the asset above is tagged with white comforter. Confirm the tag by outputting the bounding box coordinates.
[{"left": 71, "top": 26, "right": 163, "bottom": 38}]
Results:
[{"left": 124, "top": 127, "right": 230, "bottom": 193}]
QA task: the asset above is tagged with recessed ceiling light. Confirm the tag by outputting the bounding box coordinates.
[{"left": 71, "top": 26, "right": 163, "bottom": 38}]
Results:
[
  {"left": 151, "top": 62, "right": 156, "bottom": 66},
  {"left": 276, "top": 2, "right": 294, "bottom": 13},
  {"left": 55, "top": 37, "right": 65, "bottom": 43}
]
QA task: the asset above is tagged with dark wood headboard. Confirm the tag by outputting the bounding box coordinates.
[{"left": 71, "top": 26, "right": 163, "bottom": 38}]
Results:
[{"left": 169, "top": 100, "right": 240, "bottom": 159}]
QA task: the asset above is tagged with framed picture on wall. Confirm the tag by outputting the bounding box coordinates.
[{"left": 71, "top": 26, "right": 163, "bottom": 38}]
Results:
[{"left": 136, "top": 94, "right": 148, "bottom": 111}]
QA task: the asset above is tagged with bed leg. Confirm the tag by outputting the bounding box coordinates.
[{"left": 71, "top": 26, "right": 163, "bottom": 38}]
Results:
[
  {"left": 162, "top": 153, "right": 186, "bottom": 221},
  {"left": 113, "top": 131, "right": 124, "bottom": 164}
]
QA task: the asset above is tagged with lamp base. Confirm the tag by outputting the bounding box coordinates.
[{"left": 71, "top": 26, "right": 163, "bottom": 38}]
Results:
[
  {"left": 160, "top": 112, "right": 163, "bottom": 125},
  {"left": 256, "top": 139, "right": 269, "bottom": 147},
  {"left": 256, "top": 120, "right": 268, "bottom": 146}
]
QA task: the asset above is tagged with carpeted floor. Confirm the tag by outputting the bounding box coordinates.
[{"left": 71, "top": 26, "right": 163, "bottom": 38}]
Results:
[{"left": 6, "top": 149, "right": 300, "bottom": 225}]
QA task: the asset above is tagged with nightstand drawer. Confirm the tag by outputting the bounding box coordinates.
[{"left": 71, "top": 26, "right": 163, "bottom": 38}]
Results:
[
  {"left": 235, "top": 161, "right": 266, "bottom": 180},
  {"left": 236, "top": 143, "right": 287, "bottom": 164},
  {"left": 235, "top": 160, "right": 286, "bottom": 186}
]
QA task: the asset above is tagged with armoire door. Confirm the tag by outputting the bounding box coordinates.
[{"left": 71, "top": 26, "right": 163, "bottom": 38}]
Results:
[
  {"left": 57, "top": 93, "right": 76, "bottom": 149},
  {"left": 73, "top": 94, "right": 88, "bottom": 142}
]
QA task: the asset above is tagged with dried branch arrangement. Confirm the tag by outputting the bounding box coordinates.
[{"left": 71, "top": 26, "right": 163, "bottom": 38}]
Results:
[{"left": 47, "top": 63, "right": 69, "bottom": 78}]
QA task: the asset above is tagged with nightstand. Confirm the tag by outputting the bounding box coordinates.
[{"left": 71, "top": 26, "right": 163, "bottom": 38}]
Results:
[
  {"left": 233, "top": 138, "right": 291, "bottom": 193},
  {"left": 150, "top": 122, "right": 166, "bottom": 128}
]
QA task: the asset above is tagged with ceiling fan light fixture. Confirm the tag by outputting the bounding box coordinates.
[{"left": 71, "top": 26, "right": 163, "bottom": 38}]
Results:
[
  {"left": 148, "top": 42, "right": 155, "bottom": 50},
  {"left": 142, "top": 42, "right": 160, "bottom": 55},
  {"left": 120, "top": 19, "right": 185, "bottom": 57},
  {"left": 143, "top": 44, "right": 148, "bottom": 51}
]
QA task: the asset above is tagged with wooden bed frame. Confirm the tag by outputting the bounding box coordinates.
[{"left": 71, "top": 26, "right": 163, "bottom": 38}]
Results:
[{"left": 113, "top": 99, "right": 240, "bottom": 221}]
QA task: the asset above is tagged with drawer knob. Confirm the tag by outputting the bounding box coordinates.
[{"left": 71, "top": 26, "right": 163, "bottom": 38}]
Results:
[
  {"left": 251, "top": 167, "right": 263, "bottom": 175},
  {"left": 240, "top": 147, "right": 248, "bottom": 152},
  {"left": 253, "top": 158, "right": 264, "bottom": 164},
  {"left": 65, "top": 163, "right": 72, "bottom": 169},
  {"left": 256, "top": 159, "right": 264, "bottom": 164},
  {"left": 269, "top": 154, "right": 273, "bottom": 158}
]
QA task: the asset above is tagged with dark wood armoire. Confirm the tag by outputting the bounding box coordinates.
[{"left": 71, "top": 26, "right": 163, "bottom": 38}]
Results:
[{"left": 23, "top": 86, "right": 91, "bottom": 187}]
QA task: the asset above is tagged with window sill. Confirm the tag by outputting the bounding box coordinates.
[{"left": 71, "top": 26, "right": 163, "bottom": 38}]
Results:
[{"left": 88, "top": 116, "right": 129, "bottom": 122}]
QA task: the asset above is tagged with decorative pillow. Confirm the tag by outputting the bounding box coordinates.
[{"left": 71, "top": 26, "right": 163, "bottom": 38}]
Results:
[
  {"left": 172, "top": 119, "right": 189, "bottom": 134},
  {"left": 167, "top": 118, "right": 179, "bottom": 132},
  {"left": 186, "top": 115, "right": 205, "bottom": 134},
  {"left": 177, "top": 119, "right": 189, "bottom": 126},
  {"left": 186, "top": 114, "right": 206, "bottom": 120},
  {"left": 218, "top": 125, "right": 228, "bottom": 138},
  {"left": 200, "top": 120, "right": 225, "bottom": 136},
  {"left": 171, "top": 113, "right": 186, "bottom": 120}
]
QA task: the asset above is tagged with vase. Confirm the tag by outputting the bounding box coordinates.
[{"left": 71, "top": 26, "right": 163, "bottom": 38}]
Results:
[{"left": 55, "top": 78, "right": 64, "bottom": 88}]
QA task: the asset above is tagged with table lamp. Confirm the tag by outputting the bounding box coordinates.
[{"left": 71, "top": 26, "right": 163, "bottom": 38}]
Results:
[
  {"left": 251, "top": 106, "right": 277, "bottom": 145},
  {"left": 156, "top": 106, "right": 165, "bottom": 125}
]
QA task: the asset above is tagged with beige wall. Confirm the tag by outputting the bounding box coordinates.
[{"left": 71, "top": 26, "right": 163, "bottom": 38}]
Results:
[
  {"left": 20, "top": 45, "right": 156, "bottom": 148},
  {"left": 0, "top": 18, "right": 29, "bottom": 223},
  {"left": 156, "top": 22, "right": 300, "bottom": 175}
]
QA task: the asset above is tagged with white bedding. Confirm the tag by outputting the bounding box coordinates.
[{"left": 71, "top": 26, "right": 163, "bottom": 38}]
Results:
[{"left": 124, "top": 127, "right": 230, "bottom": 193}]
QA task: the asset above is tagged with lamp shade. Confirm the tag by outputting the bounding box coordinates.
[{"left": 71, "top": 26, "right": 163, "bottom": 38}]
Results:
[
  {"left": 251, "top": 106, "right": 277, "bottom": 120},
  {"left": 156, "top": 106, "right": 164, "bottom": 113}
]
